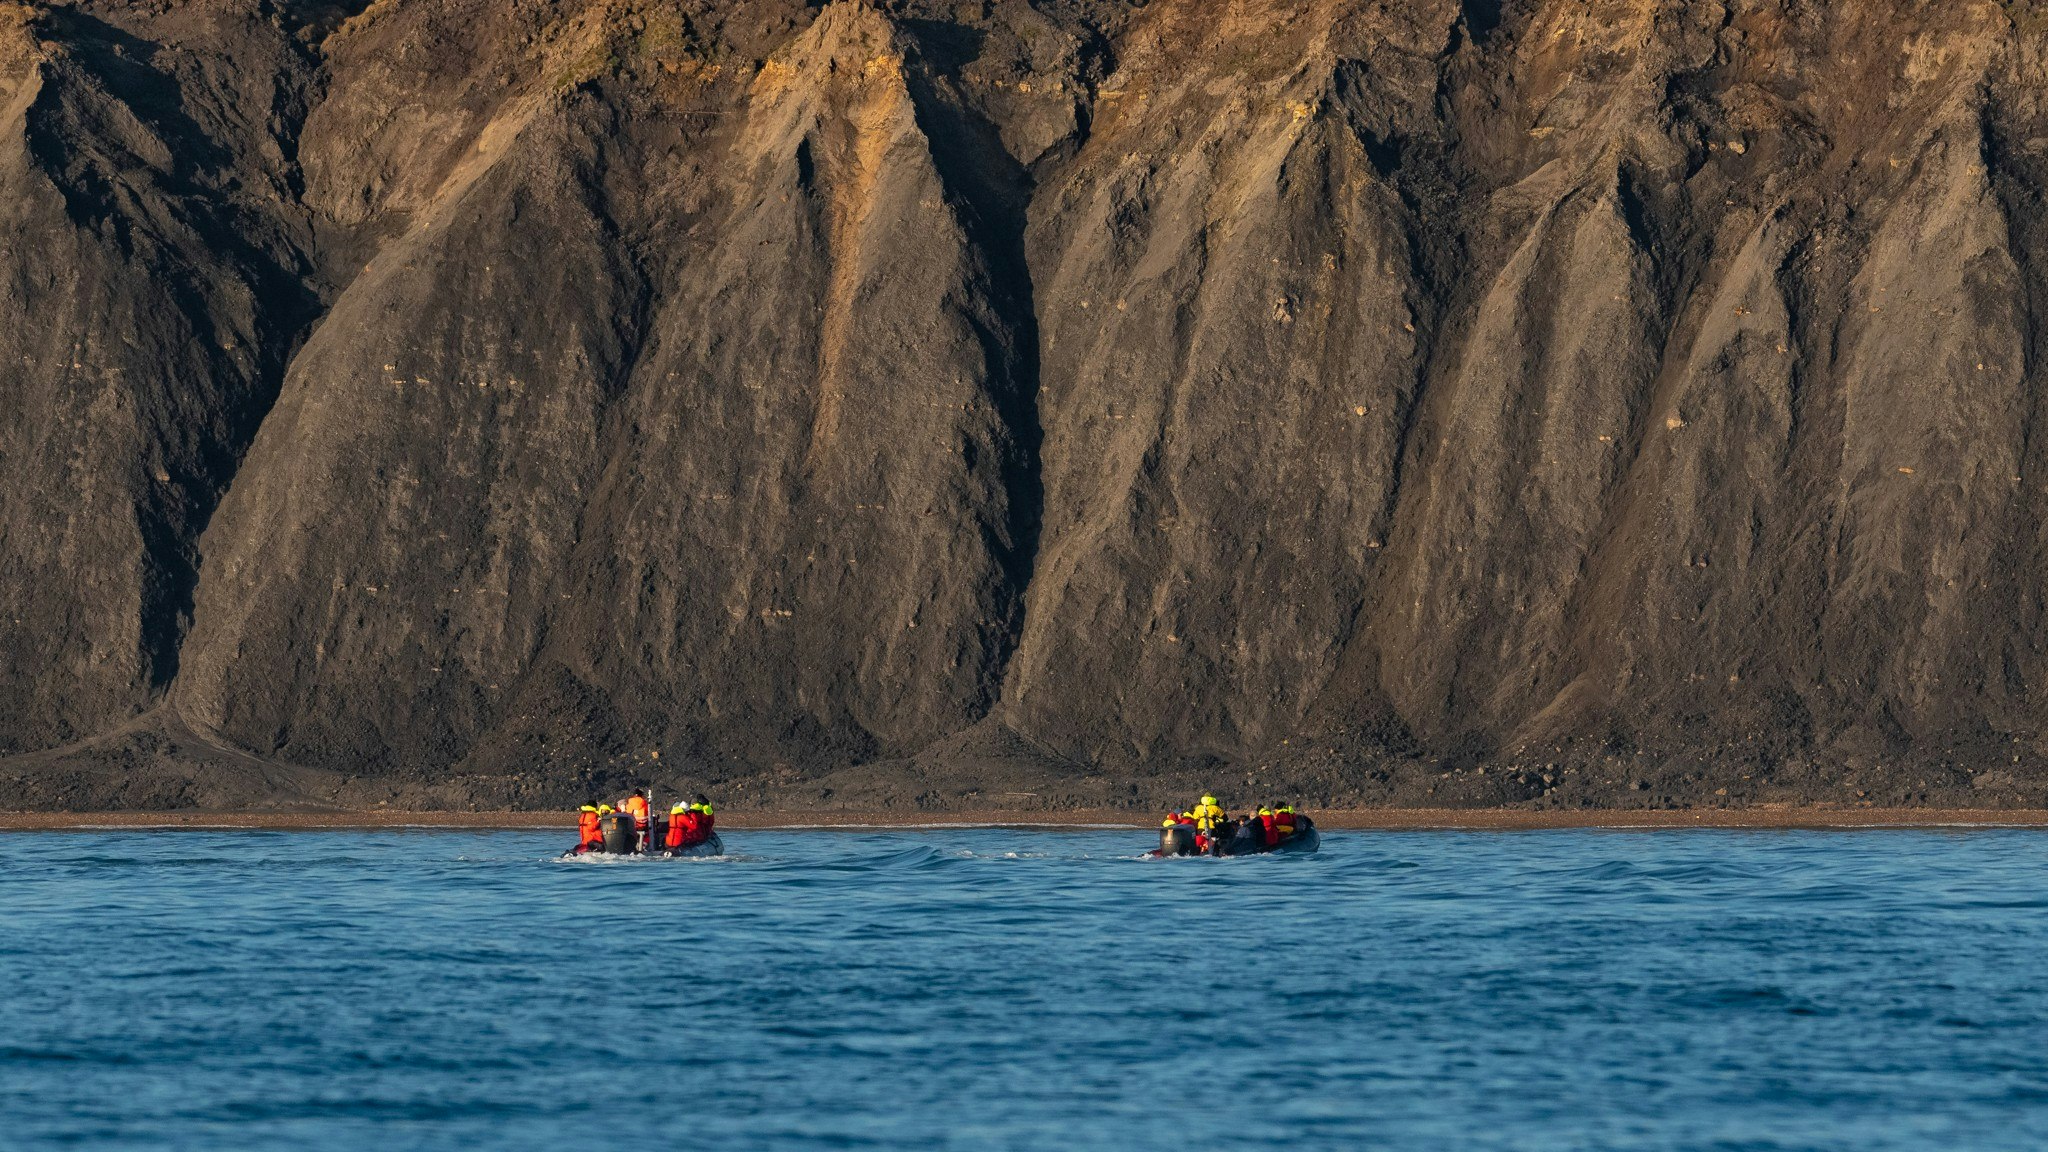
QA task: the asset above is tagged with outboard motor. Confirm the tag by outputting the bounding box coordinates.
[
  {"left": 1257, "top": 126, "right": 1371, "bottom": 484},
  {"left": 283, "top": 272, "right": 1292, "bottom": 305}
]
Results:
[
  {"left": 1200, "top": 818, "right": 1229, "bottom": 855},
  {"left": 602, "top": 813, "right": 637, "bottom": 855},
  {"left": 649, "top": 814, "right": 669, "bottom": 855},
  {"left": 1159, "top": 824, "right": 1198, "bottom": 857}
]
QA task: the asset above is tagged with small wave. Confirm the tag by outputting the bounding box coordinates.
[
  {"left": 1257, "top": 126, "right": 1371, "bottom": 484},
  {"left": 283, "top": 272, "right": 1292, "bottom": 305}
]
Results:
[
  {"left": 757, "top": 844, "right": 951, "bottom": 873},
  {"left": 877, "top": 845, "right": 946, "bottom": 869},
  {"left": 0, "top": 1047, "right": 78, "bottom": 1063},
  {"left": 1564, "top": 860, "right": 1641, "bottom": 881},
  {"left": 0, "top": 1046, "right": 138, "bottom": 1066},
  {"left": 52, "top": 855, "right": 263, "bottom": 869}
]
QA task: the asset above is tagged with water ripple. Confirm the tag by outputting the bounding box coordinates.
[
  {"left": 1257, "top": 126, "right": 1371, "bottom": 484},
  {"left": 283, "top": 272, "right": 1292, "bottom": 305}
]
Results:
[{"left": 4, "top": 827, "right": 2048, "bottom": 1150}]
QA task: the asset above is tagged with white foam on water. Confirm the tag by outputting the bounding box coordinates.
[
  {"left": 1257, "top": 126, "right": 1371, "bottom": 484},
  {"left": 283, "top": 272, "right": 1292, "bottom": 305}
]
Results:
[{"left": 550, "top": 850, "right": 757, "bottom": 865}]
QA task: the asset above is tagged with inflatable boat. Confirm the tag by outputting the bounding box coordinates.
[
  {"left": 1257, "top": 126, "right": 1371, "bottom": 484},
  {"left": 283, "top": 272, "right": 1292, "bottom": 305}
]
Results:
[
  {"left": 1153, "top": 818, "right": 1319, "bottom": 857},
  {"left": 565, "top": 812, "right": 724, "bottom": 858}
]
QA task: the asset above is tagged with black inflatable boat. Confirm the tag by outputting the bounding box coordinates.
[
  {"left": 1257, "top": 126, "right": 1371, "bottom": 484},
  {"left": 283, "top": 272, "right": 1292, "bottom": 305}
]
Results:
[
  {"left": 1154, "top": 818, "right": 1319, "bottom": 857},
  {"left": 565, "top": 812, "right": 724, "bottom": 858}
]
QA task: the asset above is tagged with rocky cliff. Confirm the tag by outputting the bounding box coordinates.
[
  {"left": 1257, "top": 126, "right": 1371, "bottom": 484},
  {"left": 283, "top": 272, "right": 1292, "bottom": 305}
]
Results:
[{"left": 4, "top": 0, "right": 2047, "bottom": 812}]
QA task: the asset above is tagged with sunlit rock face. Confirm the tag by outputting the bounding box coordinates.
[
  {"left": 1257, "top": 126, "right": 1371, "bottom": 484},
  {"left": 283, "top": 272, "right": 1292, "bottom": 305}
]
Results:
[{"left": 4, "top": 0, "right": 2045, "bottom": 809}]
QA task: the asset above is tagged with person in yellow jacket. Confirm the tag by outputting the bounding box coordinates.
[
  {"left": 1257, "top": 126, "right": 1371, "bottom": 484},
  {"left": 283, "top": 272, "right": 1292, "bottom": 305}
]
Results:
[{"left": 1185, "top": 794, "right": 1226, "bottom": 852}]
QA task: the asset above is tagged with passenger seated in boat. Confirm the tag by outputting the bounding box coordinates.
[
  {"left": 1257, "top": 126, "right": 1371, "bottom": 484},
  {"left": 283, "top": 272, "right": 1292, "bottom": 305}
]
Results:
[
  {"left": 1272, "top": 805, "right": 1298, "bottom": 842},
  {"left": 664, "top": 803, "right": 694, "bottom": 853},
  {"left": 664, "top": 796, "right": 717, "bottom": 853},
  {"left": 574, "top": 804, "right": 603, "bottom": 854}
]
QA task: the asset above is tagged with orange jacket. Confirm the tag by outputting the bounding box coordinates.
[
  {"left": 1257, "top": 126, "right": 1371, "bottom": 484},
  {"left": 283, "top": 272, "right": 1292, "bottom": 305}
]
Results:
[
  {"left": 622, "top": 795, "right": 649, "bottom": 826},
  {"left": 576, "top": 811, "right": 602, "bottom": 846}
]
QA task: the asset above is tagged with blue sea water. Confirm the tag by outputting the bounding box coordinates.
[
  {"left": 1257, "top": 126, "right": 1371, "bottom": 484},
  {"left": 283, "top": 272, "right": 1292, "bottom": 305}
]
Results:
[{"left": 2, "top": 826, "right": 2046, "bottom": 1150}]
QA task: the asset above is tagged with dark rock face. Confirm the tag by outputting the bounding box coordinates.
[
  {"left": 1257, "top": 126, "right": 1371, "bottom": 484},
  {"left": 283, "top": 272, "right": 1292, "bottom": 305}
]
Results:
[
  {"left": 0, "top": 1, "right": 318, "bottom": 753},
  {"left": 4, "top": 0, "right": 2048, "bottom": 810}
]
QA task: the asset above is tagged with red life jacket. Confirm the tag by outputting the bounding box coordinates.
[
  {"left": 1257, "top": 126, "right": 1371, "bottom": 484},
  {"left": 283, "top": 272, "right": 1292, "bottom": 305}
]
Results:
[
  {"left": 665, "top": 812, "right": 694, "bottom": 849},
  {"left": 577, "top": 811, "right": 602, "bottom": 846},
  {"left": 677, "top": 811, "right": 714, "bottom": 848},
  {"left": 1260, "top": 813, "right": 1278, "bottom": 847}
]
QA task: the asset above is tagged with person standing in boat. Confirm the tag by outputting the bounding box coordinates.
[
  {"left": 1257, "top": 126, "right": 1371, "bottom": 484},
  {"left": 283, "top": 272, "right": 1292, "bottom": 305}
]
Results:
[
  {"left": 620, "top": 789, "right": 651, "bottom": 851},
  {"left": 1190, "top": 793, "right": 1226, "bottom": 852}
]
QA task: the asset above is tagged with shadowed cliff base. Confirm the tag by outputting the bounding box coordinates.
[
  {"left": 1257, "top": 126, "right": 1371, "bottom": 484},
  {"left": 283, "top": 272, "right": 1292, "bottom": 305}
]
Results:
[
  {"left": 4, "top": 0, "right": 2048, "bottom": 811},
  {"left": 3, "top": 707, "right": 2047, "bottom": 815}
]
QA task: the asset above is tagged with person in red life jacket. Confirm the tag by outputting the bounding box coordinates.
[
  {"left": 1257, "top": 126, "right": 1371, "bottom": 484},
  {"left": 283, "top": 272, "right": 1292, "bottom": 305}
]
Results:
[
  {"left": 675, "top": 799, "right": 708, "bottom": 852},
  {"left": 1271, "top": 804, "right": 1298, "bottom": 842},
  {"left": 663, "top": 796, "right": 717, "bottom": 853},
  {"left": 574, "top": 804, "right": 603, "bottom": 853},
  {"left": 687, "top": 795, "right": 715, "bottom": 845},
  {"left": 1257, "top": 805, "right": 1279, "bottom": 848}
]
